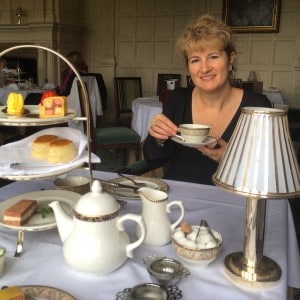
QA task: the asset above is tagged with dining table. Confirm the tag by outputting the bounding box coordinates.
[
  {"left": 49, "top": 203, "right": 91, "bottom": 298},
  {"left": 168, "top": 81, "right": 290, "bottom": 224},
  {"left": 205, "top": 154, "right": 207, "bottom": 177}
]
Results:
[
  {"left": 131, "top": 96, "right": 161, "bottom": 141},
  {"left": 0, "top": 86, "right": 44, "bottom": 106},
  {"left": 0, "top": 169, "right": 299, "bottom": 299},
  {"left": 263, "top": 90, "right": 286, "bottom": 107}
]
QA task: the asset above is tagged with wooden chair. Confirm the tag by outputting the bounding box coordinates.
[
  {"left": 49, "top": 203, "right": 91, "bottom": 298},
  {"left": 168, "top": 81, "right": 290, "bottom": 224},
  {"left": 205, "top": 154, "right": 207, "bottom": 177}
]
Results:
[
  {"left": 114, "top": 77, "right": 142, "bottom": 128},
  {"left": 157, "top": 73, "right": 181, "bottom": 102},
  {"left": 77, "top": 82, "right": 141, "bottom": 168}
]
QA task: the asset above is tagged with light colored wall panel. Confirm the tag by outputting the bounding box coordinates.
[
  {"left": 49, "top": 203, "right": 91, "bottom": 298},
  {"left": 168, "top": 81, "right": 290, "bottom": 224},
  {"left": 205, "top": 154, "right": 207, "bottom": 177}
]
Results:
[
  {"left": 154, "top": 42, "right": 172, "bottom": 63},
  {"left": 274, "top": 40, "right": 294, "bottom": 65},
  {"left": 174, "top": 0, "right": 194, "bottom": 14},
  {"left": 174, "top": 16, "right": 193, "bottom": 37},
  {"left": 118, "top": 42, "right": 135, "bottom": 64},
  {"left": 118, "top": 17, "right": 135, "bottom": 39},
  {"left": 155, "top": 17, "right": 173, "bottom": 38},
  {"left": 235, "top": 40, "right": 250, "bottom": 65},
  {"left": 136, "top": 42, "right": 153, "bottom": 64},
  {"left": 137, "top": 17, "right": 154, "bottom": 39},
  {"left": 138, "top": 67, "right": 154, "bottom": 94},
  {"left": 137, "top": 0, "right": 155, "bottom": 14},
  {"left": 118, "top": 0, "right": 136, "bottom": 15},
  {"left": 272, "top": 71, "right": 293, "bottom": 101},
  {"left": 155, "top": 0, "right": 173, "bottom": 15},
  {"left": 251, "top": 41, "right": 273, "bottom": 65}
]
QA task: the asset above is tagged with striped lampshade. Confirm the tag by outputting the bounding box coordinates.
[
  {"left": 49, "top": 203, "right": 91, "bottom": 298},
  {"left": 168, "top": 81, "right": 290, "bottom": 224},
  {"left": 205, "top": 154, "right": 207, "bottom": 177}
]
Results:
[{"left": 213, "top": 107, "right": 300, "bottom": 198}]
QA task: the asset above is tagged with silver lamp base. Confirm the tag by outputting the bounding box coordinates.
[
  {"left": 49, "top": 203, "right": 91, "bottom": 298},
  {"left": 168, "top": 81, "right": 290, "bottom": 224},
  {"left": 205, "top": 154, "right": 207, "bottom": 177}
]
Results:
[{"left": 224, "top": 252, "right": 282, "bottom": 288}]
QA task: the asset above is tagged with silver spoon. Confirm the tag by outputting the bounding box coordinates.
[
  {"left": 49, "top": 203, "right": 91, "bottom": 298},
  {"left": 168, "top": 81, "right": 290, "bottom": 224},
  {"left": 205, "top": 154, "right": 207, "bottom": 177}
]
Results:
[{"left": 117, "top": 172, "right": 147, "bottom": 187}]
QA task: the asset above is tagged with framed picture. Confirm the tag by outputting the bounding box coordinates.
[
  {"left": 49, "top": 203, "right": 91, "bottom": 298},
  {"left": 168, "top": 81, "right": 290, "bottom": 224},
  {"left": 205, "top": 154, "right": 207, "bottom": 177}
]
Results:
[{"left": 222, "top": 0, "right": 281, "bottom": 33}]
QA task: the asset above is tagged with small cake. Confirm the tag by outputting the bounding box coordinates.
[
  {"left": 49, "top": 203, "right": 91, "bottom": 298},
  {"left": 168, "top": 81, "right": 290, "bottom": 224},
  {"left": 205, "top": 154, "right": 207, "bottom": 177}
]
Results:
[
  {"left": 3, "top": 199, "right": 37, "bottom": 226},
  {"left": 6, "top": 93, "right": 24, "bottom": 115},
  {"left": 0, "top": 286, "right": 25, "bottom": 300},
  {"left": 47, "top": 138, "right": 77, "bottom": 163},
  {"left": 39, "top": 96, "right": 67, "bottom": 118},
  {"left": 31, "top": 134, "right": 58, "bottom": 160}
]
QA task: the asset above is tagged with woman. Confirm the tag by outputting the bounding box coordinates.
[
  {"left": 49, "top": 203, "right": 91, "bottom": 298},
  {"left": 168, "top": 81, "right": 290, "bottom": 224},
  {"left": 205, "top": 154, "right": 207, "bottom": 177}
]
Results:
[
  {"left": 0, "top": 58, "right": 7, "bottom": 72},
  {"left": 143, "top": 14, "right": 271, "bottom": 185},
  {"left": 55, "top": 51, "right": 88, "bottom": 96}
]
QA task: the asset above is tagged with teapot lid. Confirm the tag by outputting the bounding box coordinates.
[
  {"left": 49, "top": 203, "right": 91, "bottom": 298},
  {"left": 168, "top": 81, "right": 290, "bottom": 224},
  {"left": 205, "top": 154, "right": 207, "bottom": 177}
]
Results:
[{"left": 74, "top": 180, "right": 120, "bottom": 217}]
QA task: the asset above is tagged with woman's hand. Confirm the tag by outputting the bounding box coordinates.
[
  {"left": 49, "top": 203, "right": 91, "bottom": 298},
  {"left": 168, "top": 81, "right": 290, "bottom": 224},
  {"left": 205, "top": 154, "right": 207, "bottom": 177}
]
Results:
[
  {"left": 149, "top": 113, "right": 178, "bottom": 140},
  {"left": 198, "top": 136, "right": 227, "bottom": 163}
]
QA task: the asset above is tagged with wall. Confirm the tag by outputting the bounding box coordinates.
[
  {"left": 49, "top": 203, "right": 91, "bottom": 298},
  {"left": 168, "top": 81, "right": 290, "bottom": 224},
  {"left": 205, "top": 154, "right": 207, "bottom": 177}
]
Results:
[
  {"left": 0, "top": 0, "right": 82, "bottom": 86},
  {"left": 0, "top": 0, "right": 299, "bottom": 123},
  {"left": 81, "top": 0, "right": 300, "bottom": 122}
]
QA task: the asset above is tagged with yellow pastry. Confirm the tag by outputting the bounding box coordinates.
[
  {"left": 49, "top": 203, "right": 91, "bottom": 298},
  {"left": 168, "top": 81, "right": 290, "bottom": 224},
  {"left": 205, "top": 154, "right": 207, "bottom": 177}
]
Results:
[{"left": 7, "top": 93, "right": 24, "bottom": 115}]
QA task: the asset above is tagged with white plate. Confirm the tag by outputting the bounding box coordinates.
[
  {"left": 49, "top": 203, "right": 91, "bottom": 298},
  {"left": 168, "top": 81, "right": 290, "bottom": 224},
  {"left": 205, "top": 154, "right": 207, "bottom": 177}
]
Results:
[
  {"left": 0, "top": 127, "right": 99, "bottom": 180},
  {"left": 0, "top": 105, "right": 76, "bottom": 126},
  {"left": 170, "top": 136, "right": 216, "bottom": 148},
  {"left": 21, "top": 285, "right": 75, "bottom": 300},
  {"left": 0, "top": 190, "right": 80, "bottom": 231},
  {"left": 102, "top": 176, "right": 169, "bottom": 200}
]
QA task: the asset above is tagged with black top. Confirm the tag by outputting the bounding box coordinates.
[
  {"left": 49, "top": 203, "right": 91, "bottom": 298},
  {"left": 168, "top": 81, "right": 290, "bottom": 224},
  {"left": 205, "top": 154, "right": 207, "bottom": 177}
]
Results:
[{"left": 143, "top": 87, "right": 272, "bottom": 185}]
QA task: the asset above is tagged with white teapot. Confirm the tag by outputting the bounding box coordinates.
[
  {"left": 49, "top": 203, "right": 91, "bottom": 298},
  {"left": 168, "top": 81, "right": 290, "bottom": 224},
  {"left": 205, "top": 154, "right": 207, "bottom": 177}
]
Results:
[{"left": 49, "top": 180, "right": 146, "bottom": 276}]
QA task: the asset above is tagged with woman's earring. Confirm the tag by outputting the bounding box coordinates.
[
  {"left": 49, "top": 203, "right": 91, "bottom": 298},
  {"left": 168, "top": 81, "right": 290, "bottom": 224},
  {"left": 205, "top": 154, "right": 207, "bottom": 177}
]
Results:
[{"left": 188, "top": 76, "right": 194, "bottom": 87}]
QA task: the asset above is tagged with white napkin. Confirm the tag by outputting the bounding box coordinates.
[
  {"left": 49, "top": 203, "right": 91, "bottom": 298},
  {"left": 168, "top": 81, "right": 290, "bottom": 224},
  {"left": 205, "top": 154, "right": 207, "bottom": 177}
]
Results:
[
  {"left": 0, "top": 127, "right": 100, "bottom": 176},
  {"left": 42, "top": 83, "right": 55, "bottom": 90},
  {"left": 3, "top": 69, "right": 16, "bottom": 74},
  {"left": 7, "top": 83, "right": 19, "bottom": 90}
]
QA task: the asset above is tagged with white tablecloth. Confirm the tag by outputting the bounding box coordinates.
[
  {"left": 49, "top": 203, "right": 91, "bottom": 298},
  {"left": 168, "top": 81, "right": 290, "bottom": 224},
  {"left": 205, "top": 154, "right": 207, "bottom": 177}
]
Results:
[
  {"left": 263, "top": 91, "right": 285, "bottom": 106},
  {"left": 67, "top": 76, "right": 103, "bottom": 131},
  {"left": 131, "top": 96, "right": 162, "bottom": 141},
  {"left": 0, "top": 170, "right": 299, "bottom": 300},
  {"left": 0, "top": 87, "right": 43, "bottom": 105}
]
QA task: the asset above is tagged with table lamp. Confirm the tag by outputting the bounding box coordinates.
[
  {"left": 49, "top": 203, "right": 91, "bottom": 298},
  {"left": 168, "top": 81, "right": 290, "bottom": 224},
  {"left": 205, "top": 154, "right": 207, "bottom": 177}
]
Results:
[{"left": 212, "top": 107, "right": 300, "bottom": 288}]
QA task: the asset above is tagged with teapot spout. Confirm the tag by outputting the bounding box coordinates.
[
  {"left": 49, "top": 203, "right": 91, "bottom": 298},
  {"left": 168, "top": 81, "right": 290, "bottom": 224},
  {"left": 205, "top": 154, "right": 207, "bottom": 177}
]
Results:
[{"left": 49, "top": 201, "right": 73, "bottom": 243}]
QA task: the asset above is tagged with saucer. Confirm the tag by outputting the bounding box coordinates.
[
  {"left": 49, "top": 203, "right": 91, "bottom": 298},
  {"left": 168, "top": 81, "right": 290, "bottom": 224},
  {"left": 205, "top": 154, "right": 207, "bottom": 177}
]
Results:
[{"left": 171, "top": 136, "right": 216, "bottom": 148}]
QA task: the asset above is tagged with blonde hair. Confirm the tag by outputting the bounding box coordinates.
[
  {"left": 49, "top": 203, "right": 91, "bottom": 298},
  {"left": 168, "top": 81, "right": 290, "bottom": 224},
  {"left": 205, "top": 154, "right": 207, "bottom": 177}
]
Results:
[{"left": 177, "top": 14, "right": 236, "bottom": 63}]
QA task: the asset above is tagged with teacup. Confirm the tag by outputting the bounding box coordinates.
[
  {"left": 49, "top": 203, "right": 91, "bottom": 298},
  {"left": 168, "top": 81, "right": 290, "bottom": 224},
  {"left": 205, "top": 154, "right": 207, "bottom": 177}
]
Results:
[{"left": 176, "top": 124, "right": 211, "bottom": 143}]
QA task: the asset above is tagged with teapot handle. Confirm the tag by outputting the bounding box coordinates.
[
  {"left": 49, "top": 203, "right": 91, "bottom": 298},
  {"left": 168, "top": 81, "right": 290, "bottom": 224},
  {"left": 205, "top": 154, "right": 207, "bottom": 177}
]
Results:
[
  {"left": 116, "top": 213, "right": 146, "bottom": 258},
  {"left": 167, "top": 200, "right": 185, "bottom": 231}
]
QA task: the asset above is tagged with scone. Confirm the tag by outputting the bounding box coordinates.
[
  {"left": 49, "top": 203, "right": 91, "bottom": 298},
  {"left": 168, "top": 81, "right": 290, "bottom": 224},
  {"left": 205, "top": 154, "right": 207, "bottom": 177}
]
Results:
[
  {"left": 47, "top": 138, "right": 77, "bottom": 163},
  {"left": 32, "top": 134, "right": 58, "bottom": 160}
]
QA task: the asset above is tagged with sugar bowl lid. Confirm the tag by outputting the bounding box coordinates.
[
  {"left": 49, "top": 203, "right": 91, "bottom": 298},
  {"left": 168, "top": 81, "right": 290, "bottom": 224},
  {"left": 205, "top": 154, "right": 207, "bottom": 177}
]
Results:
[{"left": 74, "top": 180, "right": 120, "bottom": 217}]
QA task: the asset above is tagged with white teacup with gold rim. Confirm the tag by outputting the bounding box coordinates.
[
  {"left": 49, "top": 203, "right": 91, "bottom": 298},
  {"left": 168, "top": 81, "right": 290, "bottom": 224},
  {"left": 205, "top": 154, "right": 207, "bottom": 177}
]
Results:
[{"left": 176, "top": 124, "right": 211, "bottom": 143}]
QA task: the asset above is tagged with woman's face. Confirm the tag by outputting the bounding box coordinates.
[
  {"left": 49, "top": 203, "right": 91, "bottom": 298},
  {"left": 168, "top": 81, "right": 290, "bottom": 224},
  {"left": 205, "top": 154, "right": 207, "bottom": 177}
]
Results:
[{"left": 187, "top": 45, "right": 234, "bottom": 93}]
